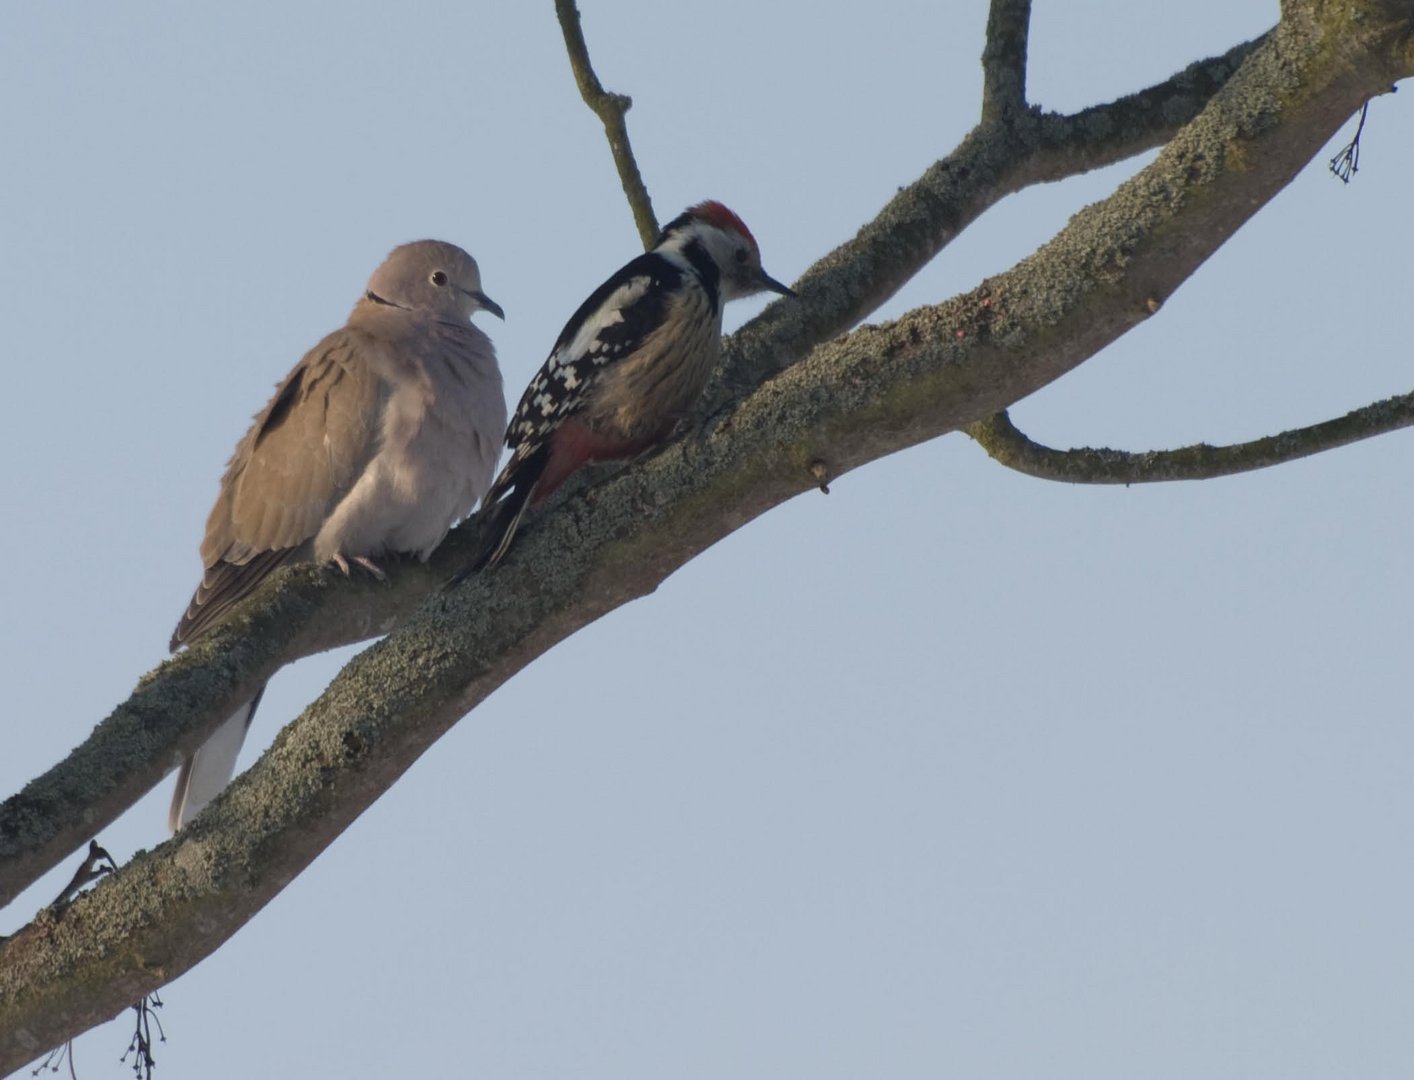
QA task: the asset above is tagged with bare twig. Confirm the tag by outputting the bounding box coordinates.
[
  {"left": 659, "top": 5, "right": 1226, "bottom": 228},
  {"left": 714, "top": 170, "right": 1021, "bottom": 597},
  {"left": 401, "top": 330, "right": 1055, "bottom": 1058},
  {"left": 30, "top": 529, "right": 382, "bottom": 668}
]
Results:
[
  {"left": 120, "top": 993, "right": 164, "bottom": 1080},
  {"left": 981, "top": 0, "right": 1032, "bottom": 121},
  {"left": 966, "top": 395, "right": 1414, "bottom": 483},
  {"left": 555, "top": 0, "right": 659, "bottom": 247},
  {"left": 1329, "top": 100, "right": 1370, "bottom": 182},
  {"left": 27, "top": 1040, "right": 74, "bottom": 1078},
  {"left": 49, "top": 840, "right": 117, "bottom": 910}
]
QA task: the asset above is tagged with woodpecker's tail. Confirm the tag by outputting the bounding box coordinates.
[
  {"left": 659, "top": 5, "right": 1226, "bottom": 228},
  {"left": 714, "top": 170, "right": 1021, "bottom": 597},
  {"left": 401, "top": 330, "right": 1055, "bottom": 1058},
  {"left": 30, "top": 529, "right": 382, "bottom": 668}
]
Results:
[
  {"left": 475, "top": 485, "right": 533, "bottom": 570},
  {"left": 445, "top": 476, "right": 543, "bottom": 592}
]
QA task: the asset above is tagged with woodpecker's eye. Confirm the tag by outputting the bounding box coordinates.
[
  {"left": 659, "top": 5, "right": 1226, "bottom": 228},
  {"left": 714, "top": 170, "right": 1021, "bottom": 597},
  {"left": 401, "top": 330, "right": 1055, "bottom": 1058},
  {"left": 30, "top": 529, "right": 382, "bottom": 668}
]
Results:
[
  {"left": 430, "top": 270, "right": 449, "bottom": 286},
  {"left": 734, "top": 249, "right": 749, "bottom": 265}
]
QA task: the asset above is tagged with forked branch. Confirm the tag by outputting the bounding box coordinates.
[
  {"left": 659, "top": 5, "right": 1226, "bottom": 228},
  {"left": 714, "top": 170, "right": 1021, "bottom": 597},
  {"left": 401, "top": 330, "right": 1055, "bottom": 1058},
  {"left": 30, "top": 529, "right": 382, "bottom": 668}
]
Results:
[{"left": 555, "top": 0, "right": 659, "bottom": 247}]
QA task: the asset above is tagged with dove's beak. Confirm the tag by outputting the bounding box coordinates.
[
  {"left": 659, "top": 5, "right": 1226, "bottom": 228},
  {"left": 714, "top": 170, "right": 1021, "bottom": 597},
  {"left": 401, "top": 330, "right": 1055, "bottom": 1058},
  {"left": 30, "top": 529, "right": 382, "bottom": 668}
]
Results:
[{"left": 470, "top": 290, "right": 505, "bottom": 320}]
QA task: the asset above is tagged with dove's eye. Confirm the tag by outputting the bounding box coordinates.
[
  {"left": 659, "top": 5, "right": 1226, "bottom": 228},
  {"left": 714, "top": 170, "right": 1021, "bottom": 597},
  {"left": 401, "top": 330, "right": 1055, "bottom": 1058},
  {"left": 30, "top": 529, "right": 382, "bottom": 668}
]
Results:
[{"left": 429, "top": 270, "right": 449, "bottom": 287}]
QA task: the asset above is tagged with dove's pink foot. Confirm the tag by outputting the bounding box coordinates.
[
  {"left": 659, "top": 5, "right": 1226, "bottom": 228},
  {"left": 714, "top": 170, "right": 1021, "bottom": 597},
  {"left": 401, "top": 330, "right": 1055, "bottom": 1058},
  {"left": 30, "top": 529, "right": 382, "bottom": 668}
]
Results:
[{"left": 332, "top": 553, "right": 387, "bottom": 580}]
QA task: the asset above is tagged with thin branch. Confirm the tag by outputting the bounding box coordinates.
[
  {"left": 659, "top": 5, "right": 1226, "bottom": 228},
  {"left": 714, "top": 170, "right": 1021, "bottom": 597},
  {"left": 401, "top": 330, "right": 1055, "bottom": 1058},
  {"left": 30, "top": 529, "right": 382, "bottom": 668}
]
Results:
[
  {"left": 966, "top": 396, "right": 1414, "bottom": 484},
  {"left": 555, "top": 0, "right": 659, "bottom": 248},
  {"left": 981, "top": 0, "right": 1032, "bottom": 122}
]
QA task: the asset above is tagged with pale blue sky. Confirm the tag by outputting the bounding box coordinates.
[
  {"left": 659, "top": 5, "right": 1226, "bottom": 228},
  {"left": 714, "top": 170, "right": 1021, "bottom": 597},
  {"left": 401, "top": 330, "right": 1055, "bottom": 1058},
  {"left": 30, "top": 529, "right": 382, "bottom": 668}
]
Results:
[{"left": 4, "top": 2, "right": 1412, "bottom": 1077}]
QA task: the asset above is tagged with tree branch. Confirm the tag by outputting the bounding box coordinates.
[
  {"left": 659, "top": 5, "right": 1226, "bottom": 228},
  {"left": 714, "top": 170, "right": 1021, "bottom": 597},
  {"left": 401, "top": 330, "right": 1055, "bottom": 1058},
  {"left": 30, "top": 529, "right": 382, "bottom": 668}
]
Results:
[
  {"left": 0, "top": 554, "right": 462, "bottom": 911},
  {"left": 554, "top": 0, "right": 659, "bottom": 248},
  {"left": 967, "top": 394, "right": 1414, "bottom": 483},
  {"left": 981, "top": 0, "right": 1031, "bottom": 122},
  {"left": 4, "top": 4, "right": 1410, "bottom": 1060},
  {"left": 710, "top": 33, "right": 1266, "bottom": 406},
  {"left": 0, "top": 22, "right": 1276, "bottom": 916}
]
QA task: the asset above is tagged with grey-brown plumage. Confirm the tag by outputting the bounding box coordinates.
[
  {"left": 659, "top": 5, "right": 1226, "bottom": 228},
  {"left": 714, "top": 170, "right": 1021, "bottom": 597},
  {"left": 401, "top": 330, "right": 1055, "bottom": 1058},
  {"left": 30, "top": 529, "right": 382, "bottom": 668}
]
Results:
[{"left": 170, "top": 240, "right": 506, "bottom": 831}]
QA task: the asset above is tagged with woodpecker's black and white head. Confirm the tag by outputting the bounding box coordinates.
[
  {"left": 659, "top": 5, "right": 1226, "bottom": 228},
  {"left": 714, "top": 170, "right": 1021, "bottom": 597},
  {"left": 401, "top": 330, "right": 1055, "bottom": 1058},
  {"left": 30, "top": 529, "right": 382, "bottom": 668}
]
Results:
[
  {"left": 364, "top": 239, "right": 505, "bottom": 323},
  {"left": 654, "top": 201, "right": 796, "bottom": 305}
]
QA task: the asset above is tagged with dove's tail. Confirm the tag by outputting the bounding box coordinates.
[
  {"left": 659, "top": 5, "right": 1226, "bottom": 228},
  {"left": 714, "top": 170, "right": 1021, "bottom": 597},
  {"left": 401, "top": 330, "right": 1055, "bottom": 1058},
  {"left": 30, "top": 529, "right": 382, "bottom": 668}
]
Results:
[{"left": 168, "top": 685, "right": 266, "bottom": 832}]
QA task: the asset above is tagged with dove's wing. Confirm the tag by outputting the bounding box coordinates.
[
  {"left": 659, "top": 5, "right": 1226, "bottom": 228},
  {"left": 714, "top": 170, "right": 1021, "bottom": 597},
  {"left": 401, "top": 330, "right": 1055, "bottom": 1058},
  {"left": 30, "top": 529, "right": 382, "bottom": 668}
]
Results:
[{"left": 172, "top": 329, "right": 386, "bottom": 649}]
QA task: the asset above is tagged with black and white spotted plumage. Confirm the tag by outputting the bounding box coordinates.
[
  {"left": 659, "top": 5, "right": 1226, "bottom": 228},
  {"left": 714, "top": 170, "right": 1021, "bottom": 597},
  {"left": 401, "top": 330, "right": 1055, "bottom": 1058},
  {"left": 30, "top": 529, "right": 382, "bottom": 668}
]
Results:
[
  {"left": 462, "top": 201, "right": 795, "bottom": 573},
  {"left": 505, "top": 251, "right": 685, "bottom": 461}
]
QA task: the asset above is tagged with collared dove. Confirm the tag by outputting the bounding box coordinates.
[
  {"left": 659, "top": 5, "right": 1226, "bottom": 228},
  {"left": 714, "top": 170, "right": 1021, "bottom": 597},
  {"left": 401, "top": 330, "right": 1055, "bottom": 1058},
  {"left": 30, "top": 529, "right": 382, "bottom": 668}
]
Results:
[{"left": 169, "top": 240, "right": 507, "bottom": 831}]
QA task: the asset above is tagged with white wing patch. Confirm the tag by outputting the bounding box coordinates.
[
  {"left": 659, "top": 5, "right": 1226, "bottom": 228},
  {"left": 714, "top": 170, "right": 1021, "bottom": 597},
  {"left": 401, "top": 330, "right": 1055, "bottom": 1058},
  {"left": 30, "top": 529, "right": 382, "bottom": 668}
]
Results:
[
  {"left": 558, "top": 275, "right": 650, "bottom": 364},
  {"left": 507, "top": 274, "right": 656, "bottom": 451}
]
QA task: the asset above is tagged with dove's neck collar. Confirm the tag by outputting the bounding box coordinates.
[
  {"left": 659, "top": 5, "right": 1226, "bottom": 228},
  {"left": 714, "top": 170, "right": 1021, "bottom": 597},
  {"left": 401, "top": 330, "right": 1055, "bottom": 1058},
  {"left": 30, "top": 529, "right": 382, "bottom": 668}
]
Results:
[{"left": 365, "top": 290, "right": 409, "bottom": 310}]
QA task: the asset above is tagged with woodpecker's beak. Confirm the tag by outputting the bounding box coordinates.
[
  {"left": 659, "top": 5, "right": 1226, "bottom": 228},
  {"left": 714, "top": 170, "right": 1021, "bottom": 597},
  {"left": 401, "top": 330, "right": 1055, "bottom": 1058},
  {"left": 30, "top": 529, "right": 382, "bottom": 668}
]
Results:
[
  {"left": 469, "top": 290, "right": 505, "bottom": 320},
  {"left": 759, "top": 270, "right": 797, "bottom": 299}
]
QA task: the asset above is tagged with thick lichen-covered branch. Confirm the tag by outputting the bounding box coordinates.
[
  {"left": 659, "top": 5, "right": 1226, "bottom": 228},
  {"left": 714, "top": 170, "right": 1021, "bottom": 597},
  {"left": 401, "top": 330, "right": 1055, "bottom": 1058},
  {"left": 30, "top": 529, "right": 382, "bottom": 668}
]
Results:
[
  {"left": 3, "top": 4, "right": 1409, "bottom": 1060},
  {"left": 981, "top": 0, "right": 1031, "bottom": 121},
  {"left": 711, "top": 32, "right": 1266, "bottom": 405},
  {"left": 555, "top": 0, "right": 659, "bottom": 248},
  {"left": 0, "top": 21, "right": 1277, "bottom": 917},
  {"left": 0, "top": 555, "right": 459, "bottom": 911},
  {"left": 0, "top": 0, "right": 678, "bottom": 906},
  {"left": 967, "top": 396, "right": 1414, "bottom": 483}
]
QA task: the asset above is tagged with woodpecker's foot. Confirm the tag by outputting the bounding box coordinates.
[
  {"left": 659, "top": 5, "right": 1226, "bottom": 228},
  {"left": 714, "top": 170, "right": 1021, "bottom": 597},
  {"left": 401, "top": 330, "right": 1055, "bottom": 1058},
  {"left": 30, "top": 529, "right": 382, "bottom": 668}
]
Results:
[{"left": 331, "top": 554, "right": 388, "bottom": 580}]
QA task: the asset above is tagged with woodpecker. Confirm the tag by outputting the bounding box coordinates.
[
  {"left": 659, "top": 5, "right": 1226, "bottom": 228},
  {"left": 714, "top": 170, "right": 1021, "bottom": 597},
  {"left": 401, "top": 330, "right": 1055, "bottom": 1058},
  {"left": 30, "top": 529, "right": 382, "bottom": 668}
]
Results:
[{"left": 470, "top": 200, "right": 795, "bottom": 570}]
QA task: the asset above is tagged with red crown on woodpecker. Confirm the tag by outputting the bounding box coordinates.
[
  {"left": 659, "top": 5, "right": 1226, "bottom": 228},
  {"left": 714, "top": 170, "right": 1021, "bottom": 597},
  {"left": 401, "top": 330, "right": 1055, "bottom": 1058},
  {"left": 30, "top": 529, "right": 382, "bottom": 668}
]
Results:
[{"left": 685, "top": 200, "right": 757, "bottom": 247}]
